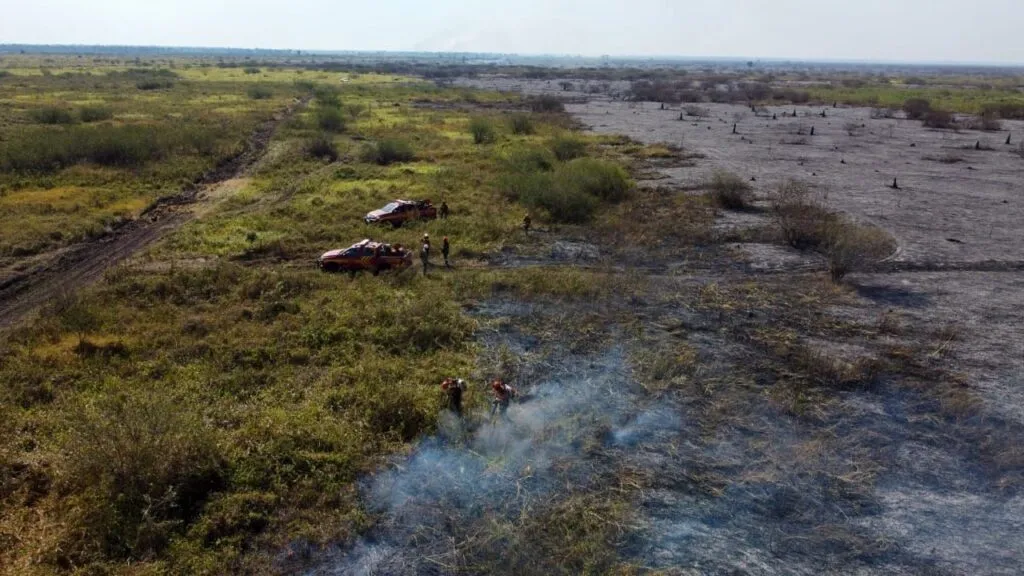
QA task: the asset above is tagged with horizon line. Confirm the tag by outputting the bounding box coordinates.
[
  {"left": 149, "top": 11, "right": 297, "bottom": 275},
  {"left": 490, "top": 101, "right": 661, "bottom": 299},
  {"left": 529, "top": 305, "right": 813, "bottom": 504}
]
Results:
[{"left": 2, "top": 43, "right": 1023, "bottom": 69}]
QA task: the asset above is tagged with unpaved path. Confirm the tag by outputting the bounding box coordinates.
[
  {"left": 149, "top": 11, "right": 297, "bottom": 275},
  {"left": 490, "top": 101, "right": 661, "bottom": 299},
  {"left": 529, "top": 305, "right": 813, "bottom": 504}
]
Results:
[{"left": 0, "top": 98, "right": 308, "bottom": 329}]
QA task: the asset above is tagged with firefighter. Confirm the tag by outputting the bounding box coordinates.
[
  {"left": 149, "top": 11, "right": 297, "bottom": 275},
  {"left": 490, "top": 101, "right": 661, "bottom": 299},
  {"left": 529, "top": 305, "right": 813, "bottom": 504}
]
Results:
[
  {"left": 442, "top": 236, "right": 450, "bottom": 267},
  {"left": 522, "top": 214, "right": 531, "bottom": 233},
  {"left": 440, "top": 377, "right": 465, "bottom": 416},
  {"left": 420, "top": 237, "right": 430, "bottom": 275},
  {"left": 439, "top": 201, "right": 450, "bottom": 220},
  {"left": 489, "top": 378, "right": 516, "bottom": 418}
]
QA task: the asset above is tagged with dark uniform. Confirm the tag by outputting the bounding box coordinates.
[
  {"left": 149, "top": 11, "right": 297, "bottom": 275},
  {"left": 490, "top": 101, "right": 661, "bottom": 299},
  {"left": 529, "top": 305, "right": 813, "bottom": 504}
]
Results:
[
  {"left": 441, "top": 378, "right": 464, "bottom": 416},
  {"left": 442, "top": 237, "right": 450, "bottom": 267},
  {"left": 440, "top": 202, "right": 450, "bottom": 219}
]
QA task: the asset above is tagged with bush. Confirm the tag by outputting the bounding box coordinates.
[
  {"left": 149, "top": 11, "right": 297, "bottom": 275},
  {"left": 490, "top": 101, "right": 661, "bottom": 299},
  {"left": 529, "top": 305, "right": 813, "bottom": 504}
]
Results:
[
  {"left": 709, "top": 171, "right": 752, "bottom": 210},
  {"left": 243, "top": 67, "right": 261, "bottom": 74},
  {"left": 684, "top": 105, "right": 710, "bottom": 118},
  {"left": 520, "top": 174, "right": 599, "bottom": 224},
  {"left": 981, "top": 101, "right": 1024, "bottom": 120},
  {"left": 316, "top": 105, "right": 345, "bottom": 132},
  {"left": 772, "top": 180, "right": 893, "bottom": 280},
  {"left": 557, "top": 158, "right": 632, "bottom": 203},
  {"left": 314, "top": 85, "right": 341, "bottom": 107},
  {"left": 30, "top": 106, "right": 76, "bottom": 125},
  {"left": 922, "top": 109, "right": 955, "bottom": 129},
  {"left": 79, "top": 105, "right": 114, "bottom": 123},
  {"left": 549, "top": 135, "right": 587, "bottom": 161},
  {"left": 502, "top": 145, "right": 556, "bottom": 173},
  {"left": 304, "top": 134, "right": 338, "bottom": 161},
  {"left": 902, "top": 98, "right": 932, "bottom": 120},
  {"left": 469, "top": 116, "right": 497, "bottom": 144},
  {"left": 136, "top": 79, "right": 174, "bottom": 90},
  {"left": 772, "top": 180, "right": 836, "bottom": 250},
  {"left": 509, "top": 113, "right": 534, "bottom": 135},
  {"left": 528, "top": 94, "right": 565, "bottom": 113},
  {"left": 964, "top": 115, "right": 1002, "bottom": 131},
  {"left": 360, "top": 138, "right": 414, "bottom": 165},
  {"left": 0, "top": 123, "right": 234, "bottom": 173},
  {"left": 824, "top": 221, "right": 894, "bottom": 281},
  {"left": 53, "top": 390, "right": 225, "bottom": 561},
  {"left": 499, "top": 157, "right": 631, "bottom": 222},
  {"left": 246, "top": 85, "right": 273, "bottom": 100}
]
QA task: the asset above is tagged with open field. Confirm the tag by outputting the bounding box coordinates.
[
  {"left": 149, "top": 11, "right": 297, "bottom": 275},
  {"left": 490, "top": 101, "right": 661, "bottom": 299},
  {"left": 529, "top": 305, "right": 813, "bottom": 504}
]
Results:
[{"left": 2, "top": 55, "right": 1023, "bottom": 575}]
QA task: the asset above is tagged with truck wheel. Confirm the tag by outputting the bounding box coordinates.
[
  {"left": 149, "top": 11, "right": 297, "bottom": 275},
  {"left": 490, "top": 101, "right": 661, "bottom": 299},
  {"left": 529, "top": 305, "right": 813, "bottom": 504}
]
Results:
[
  {"left": 392, "top": 220, "right": 403, "bottom": 229},
  {"left": 323, "top": 262, "right": 340, "bottom": 273}
]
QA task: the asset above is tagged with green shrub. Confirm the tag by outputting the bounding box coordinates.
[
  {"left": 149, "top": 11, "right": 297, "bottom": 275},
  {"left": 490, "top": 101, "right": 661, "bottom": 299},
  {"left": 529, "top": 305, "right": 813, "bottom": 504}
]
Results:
[
  {"left": 360, "top": 138, "right": 414, "bottom": 165},
  {"left": 294, "top": 79, "right": 316, "bottom": 93},
  {"left": 505, "top": 171, "right": 598, "bottom": 223},
  {"left": 137, "top": 79, "right": 174, "bottom": 90},
  {"left": 243, "top": 67, "right": 261, "bottom": 75},
  {"left": 469, "top": 116, "right": 497, "bottom": 144},
  {"left": 557, "top": 158, "right": 632, "bottom": 203},
  {"left": 502, "top": 145, "right": 556, "bottom": 173},
  {"left": 304, "top": 134, "right": 339, "bottom": 161},
  {"left": 79, "top": 105, "right": 114, "bottom": 123},
  {"left": 549, "top": 135, "right": 587, "bottom": 161},
  {"left": 0, "top": 123, "right": 236, "bottom": 173},
  {"left": 246, "top": 85, "right": 272, "bottom": 100},
  {"left": 30, "top": 106, "right": 76, "bottom": 125},
  {"left": 314, "top": 85, "right": 342, "bottom": 108},
  {"left": 53, "top": 389, "right": 225, "bottom": 561},
  {"left": 709, "top": 170, "right": 752, "bottom": 210},
  {"left": 499, "top": 157, "right": 630, "bottom": 222},
  {"left": 316, "top": 105, "right": 345, "bottom": 132},
  {"left": 509, "top": 113, "right": 534, "bottom": 135}
]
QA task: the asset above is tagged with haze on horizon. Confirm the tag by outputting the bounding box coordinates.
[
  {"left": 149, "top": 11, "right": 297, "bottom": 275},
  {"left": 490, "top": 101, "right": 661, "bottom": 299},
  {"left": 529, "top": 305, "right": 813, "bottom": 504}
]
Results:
[{"left": 1, "top": 0, "right": 1022, "bottom": 65}]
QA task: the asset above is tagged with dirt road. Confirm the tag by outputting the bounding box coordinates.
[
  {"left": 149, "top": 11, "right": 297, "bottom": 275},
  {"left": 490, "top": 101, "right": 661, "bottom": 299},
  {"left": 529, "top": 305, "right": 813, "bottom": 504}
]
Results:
[{"left": 0, "top": 98, "right": 308, "bottom": 329}]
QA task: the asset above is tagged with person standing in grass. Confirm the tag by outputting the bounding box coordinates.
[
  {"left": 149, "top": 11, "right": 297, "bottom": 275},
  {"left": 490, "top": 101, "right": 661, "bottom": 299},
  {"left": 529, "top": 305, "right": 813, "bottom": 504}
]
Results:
[
  {"left": 440, "top": 377, "right": 465, "bottom": 416},
  {"left": 439, "top": 201, "right": 450, "bottom": 219},
  {"left": 523, "top": 214, "right": 531, "bottom": 233},
  {"left": 442, "top": 236, "right": 450, "bottom": 267},
  {"left": 420, "top": 238, "right": 430, "bottom": 275}
]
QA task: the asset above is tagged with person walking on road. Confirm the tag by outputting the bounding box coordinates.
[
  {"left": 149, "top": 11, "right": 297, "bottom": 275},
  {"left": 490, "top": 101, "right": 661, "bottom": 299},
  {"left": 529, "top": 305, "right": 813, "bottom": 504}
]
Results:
[{"left": 442, "top": 236, "right": 450, "bottom": 268}]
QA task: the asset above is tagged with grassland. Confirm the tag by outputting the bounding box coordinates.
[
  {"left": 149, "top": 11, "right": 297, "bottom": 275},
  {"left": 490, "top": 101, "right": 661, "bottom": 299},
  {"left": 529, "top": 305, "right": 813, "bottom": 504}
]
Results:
[{"left": 0, "top": 57, "right": 658, "bottom": 575}]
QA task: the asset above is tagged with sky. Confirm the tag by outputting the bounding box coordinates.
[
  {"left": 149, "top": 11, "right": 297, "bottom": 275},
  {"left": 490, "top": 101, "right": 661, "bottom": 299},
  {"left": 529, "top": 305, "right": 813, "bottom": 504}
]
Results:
[{"left": 1, "top": 0, "right": 1022, "bottom": 64}]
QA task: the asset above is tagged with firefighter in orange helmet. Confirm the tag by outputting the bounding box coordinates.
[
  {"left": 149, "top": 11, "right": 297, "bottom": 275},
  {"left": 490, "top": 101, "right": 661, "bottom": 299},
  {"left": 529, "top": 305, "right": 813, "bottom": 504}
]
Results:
[{"left": 489, "top": 378, "right": 516, "bottom": 418}]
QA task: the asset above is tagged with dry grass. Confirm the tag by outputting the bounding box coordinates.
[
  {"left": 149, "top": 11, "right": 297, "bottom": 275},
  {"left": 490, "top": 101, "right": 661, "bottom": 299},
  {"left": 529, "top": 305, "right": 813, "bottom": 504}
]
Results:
[
  {"left": 771, "top": 180, "right": 893, "bottom": 281},
  {"left": 709, "top": 170, "right": 753, "bottom": 210}
]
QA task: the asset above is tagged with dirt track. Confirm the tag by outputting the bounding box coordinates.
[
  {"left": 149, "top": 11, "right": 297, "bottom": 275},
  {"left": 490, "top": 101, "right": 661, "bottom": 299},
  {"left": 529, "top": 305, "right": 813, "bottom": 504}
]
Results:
[{"left": 0, "top": 98, "right": 307, "bottom": 329}]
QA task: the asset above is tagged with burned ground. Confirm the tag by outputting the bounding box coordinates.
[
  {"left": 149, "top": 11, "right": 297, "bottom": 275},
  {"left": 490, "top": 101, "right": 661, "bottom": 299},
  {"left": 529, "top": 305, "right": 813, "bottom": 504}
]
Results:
[{"left": 296, "top": 77, "right": 1024, "bottom": 575}]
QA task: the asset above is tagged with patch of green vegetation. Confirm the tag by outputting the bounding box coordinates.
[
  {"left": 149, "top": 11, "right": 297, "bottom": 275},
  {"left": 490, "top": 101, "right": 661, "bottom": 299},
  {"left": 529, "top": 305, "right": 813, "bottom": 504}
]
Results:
[
  {"left": 0, "top": 59, "right": 642, "bottom": 575},
  {"left": 469, "top": 115, "right": 498, "bottom": 144},
  {"left": 806, "top": 83, "right": 1024, "bottom": 116}
]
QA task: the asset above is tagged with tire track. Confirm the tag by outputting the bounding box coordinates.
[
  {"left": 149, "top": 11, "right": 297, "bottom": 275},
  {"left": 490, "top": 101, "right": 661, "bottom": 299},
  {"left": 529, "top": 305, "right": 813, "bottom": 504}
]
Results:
[{"left": 0, "top": 98, "right": 309, "bottom": 329}]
